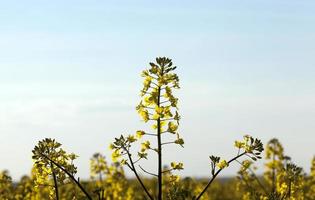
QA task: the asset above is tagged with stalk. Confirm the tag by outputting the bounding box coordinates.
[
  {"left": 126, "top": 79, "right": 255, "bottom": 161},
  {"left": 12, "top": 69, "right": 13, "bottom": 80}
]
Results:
[
  {"left": 51, "top": 162, "right": 59, "bottom": 200},
  {"left": 157, "top": 85, "right": 162, "bottom": 200}
]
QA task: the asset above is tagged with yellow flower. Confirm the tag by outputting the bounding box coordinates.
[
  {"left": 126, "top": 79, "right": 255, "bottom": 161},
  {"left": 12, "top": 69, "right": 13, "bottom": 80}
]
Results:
[
  {"left": 143, "top": 77, "right": 152, "bottom": 88},
  {"left": 164, "top": 86, "right": 172, "bottom": 97},
  {"left": 245, "top": 145, "right": 252, "bottom": 153},
  {"left": 141, "top": 141, "right": 150, "bottom": 152},
  {"left": 217, "top": 160, "right": 229, "bottom": 169},
  {"left": 143, "top": 96, "right": 155, "bottom": 106},
  {"left": 127, "top": 135, "right": 137, "bottom": 143},
  {"left": 120, "top": 159, "right": 127, "bottom": 165},
  {"left": 138, "top": 152, "right": 148, "bottom": 159},
  {"left": 234, "top": 141, "right": 245, "bottom": 148},
  {"left": 163, "top": 106, "right": 173, "bottom": 118},
  {"left": 167, "top": 122, "right": 178, "bottom": 133},
  {"left": 175, "top": 134, "right": 184, "bottom": 147},
  {"left": 152, "top": 113, "right": 160, "bottom": 120},
  {"left": 175, "top": 138, "right": 184, "bottom": 146},
  {"left": 136, "top": 130, "right": 145, "bottom": 139},
  {"left": 111, "top": 150, "right": 121, "bottom": 162},
  {"left": 141, "top": 70, "right": 149, "bottom": 77},
  {"left": 152, "top": 124, "right": 158, "bottom": 129},
  {"left": 109, "top": 143, "right": 115, "bottom": 150},
  {"left": 155, "top": 106, "right": 164, "bottom": 114},
  {"left": 152, "top": 121, "right": 167, "bottom": 131},
  {"left": 171, "top": 162, "right": 184, "bottom": 170},
  {"left": 139, "top": 110, "right": 149, "bottom": 122}
]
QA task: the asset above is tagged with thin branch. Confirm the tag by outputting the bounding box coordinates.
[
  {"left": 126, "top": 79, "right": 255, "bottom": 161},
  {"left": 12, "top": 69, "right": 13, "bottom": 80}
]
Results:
[
  {"left": 145, "top": 133, "right": 158, "bottom": 136},
  {"left": 140, "top": 91, "right": 153, "bottom": 96},
  {"left": 143, "top": 106, "right": 155, "bottom": 110},
  {"left": 160, "top": 85, "right": 177, "bottom": 91},
  {"left": 160, "top": 118, "right": 175, "bottom": 122},
  {"left": 149, "top": 86, "right": 157, "bottom": 90},
  {"left": 125, "top": 162, "right": 133, "bottom": 171},
  {"left": 160, "top": 100, "right": 170, "bottom": 104},
  {"left": 195, "top": 152, "right": 247, "bottom": 200},
  {"left": 139, "top": 165, "right": 158, "bottom": 177},
  {"left": 151, "top": 82, "right": 159, "bottom": 87},
  {"left": 133, "top": 157, "right": 142, "bottom": 164},
  {"left": 161, "top": 141, "right": 175, "bottom": 146},
  {"left": 145, "top": 74, "right": 159, "bottom": 80},
  {"left": 237, "top": 148, "right": 241, "bottom": 156},
  {"left": 161, "top": 169, "right": 173, "bottom": 174},
  {"left": 124, "top": 148, "right": 154, "bottom": 200},
  {"left": 148, "top": 147, "right": 158, "bottom": 153}
]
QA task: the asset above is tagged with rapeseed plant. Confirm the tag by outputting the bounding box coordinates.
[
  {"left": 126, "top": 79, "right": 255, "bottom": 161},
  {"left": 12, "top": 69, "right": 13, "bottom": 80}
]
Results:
[
  {"left": 110, "top": 57, "right": 264, "bottom": 200},
  {"left": 32, "top": 138, "right": 92, "bottom": 199},
  {"left": 1, "top": 57, "right": 312, "bottom": 199}
]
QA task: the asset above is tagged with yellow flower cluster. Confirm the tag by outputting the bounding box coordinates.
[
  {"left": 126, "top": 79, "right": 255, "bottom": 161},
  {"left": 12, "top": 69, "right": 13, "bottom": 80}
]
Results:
[
  {"left": 217, "top": 160, "right": 229, "bottom": 169},
  {"left": 32, "top": 138, "right": 78, "bottom": 199},
  {"left": 109, "top": 57, "right": 184, "bottom": 195},
  {"left": 170, "top": 162, "right": 184, "bottom": 170},
  {"left": 234, "top": 135, "right": 264, "bottom": 160}
]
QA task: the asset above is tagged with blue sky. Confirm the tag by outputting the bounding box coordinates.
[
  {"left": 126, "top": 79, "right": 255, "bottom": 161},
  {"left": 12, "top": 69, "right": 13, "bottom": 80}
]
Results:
[{"left": 0, "top": 0, "right": 315, "bottom": 180}]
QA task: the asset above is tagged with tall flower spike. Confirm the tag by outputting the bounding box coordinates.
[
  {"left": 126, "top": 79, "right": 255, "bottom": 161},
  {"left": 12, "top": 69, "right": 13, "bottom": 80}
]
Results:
[{"left": 111, "top": 57, "right": 183, "bottom": 200}]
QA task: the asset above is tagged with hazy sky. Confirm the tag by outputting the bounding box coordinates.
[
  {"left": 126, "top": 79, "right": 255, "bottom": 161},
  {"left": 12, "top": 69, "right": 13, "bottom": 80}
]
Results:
[{"left": 1, "top": 0, "right": 315, "bottom": 180}]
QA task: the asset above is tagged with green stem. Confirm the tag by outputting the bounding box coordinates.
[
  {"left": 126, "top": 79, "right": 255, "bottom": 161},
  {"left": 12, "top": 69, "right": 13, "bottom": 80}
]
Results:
[
  {"left": 51, "top": 162, "right": 59, "bottom": 200},
  {"left": 157, "top": 85, "right": 162, "bottom": 200}
]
